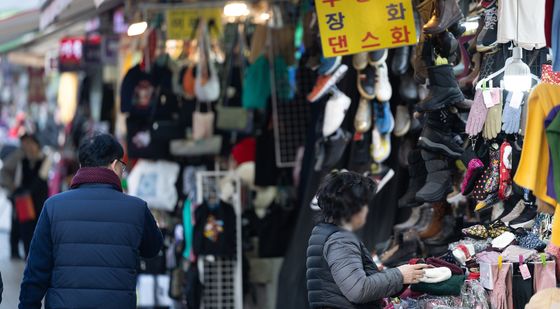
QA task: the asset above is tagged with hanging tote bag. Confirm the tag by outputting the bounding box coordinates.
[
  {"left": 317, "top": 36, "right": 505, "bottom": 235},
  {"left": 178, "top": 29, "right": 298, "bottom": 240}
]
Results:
[
  {"left": 242, "top": 54, "right": 271, "bottom": 109},
  {"left": 127, "top": 160, "right": 180, "bottom": 211},
  {"left": 192, "top": 102, "right": 215, "bottom": 141},
  {"left": 216, "top": 23, "right": 251, "bottom": 131},
  {"left": 194, "top": 21, "right": 220, "bottom": 103}
]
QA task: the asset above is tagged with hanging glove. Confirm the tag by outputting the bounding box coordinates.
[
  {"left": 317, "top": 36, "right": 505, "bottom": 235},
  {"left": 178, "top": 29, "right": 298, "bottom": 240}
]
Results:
[
  {"left": 502, "top": 91, "right": 523, "bottom": 134},
  {"left": 466, "top": 90, "right": 489, "bottom": 136},
  {"left": 483, "top": 102, "right": 502, "bottom": 139},
  {"left": 520, "top": 95, "right": 529, "bottom": 136}
]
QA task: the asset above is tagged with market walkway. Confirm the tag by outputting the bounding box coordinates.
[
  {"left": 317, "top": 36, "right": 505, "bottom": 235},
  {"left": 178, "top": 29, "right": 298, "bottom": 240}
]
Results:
[{"left": 0, "top": 230, "right": 25, "bottom": 308}]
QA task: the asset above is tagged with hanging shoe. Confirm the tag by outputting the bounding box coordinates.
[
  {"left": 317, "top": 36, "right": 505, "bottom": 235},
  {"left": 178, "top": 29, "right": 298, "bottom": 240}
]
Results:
[
  {"left": 399, "top": 149, "right": 428, "bottom": 208},
  {"left": 499, "top": 196, "right": 525, "bottom": 224},
  {"left": 434, "top": 31, "right": 458, "bottom": 58},
  {"left": 476, "top": 1, "right": 498, "bottom": 52},
  {"left": 391, "top": 46, "right": 410, "bottom": 75},
  {"left": 374, "top": 62, "right": 393, "bottom": 102},
  {"left": 354, "top": 97, "right": 373, "bottom": 133},
  {"left": 322, "top": 89, "right": 351, "bottom": 137},
  {"left": 416, "top": 64, "right": 465, "bottom": 112},
  {"left": 419, "top": 201, "right": 449, "bottom": 239},
  {"left": 399, "top": 72, "right": 419, "bottom": 102},
  {"left": 307, "top": 64, "right": 348, "bottom": 103},
  {"left": 458, "top": 52, "right": 482, "bottom": 90},
  {"left": 366, "top": 163, "right": 395, "bottom": 193},
  {"left": 318, "top": 56, "right": 342, "bottom": 75},
  {"left": 368, "top": 49, "right": 388, "bottom": 66},
  {"left": 357, "top": 66, "right": 376, "bottom": 100},
  {"left": 418, "top": 110, "right": 464, "bottom": 158},
  {"left": 353, "top": 52, "right": 368, "bottom": 71},
  {"left": 375, "top": 101, "right": 395, "bottom": 135},
  {"left": 415, "top": 150, "right": 453, "bottom": 203},
  {"left": 460, "top": 148, "right": 485, "bottom": 195},
  {"left": 394, "top": 205, "right": 427, "bottom": 231},
  {"left": 394, "top": 104, "right": 411, "bottom": 137},
  {"left": 498, "top": 141, "right": 513, "bottom": 200},
  {"left": 371, "top": 127, "right": 391, "bottom": 163},
  {"left": 423, "top": 0, "right": 464, "bottom": 35}
]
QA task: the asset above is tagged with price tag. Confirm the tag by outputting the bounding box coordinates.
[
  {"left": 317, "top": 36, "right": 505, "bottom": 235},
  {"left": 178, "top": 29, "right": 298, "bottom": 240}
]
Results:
[
  {"left": 483, "top": 90, "right": 495, "bottom": 108},
  {"left": 510, "top": 91, "right": 524, "bottom": 109},
  {"left": 519, "top": 264, "right": 532, "bottom": 280}
]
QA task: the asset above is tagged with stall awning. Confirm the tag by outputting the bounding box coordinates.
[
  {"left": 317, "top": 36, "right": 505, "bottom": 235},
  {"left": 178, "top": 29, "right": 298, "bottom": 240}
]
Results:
[{"left": 0, "top": 9, "right": 40, "bottom": 48}]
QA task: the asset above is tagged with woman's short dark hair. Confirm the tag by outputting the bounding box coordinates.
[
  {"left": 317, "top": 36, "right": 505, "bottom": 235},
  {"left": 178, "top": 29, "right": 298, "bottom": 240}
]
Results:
[
  {"left": 316, "top": 171, "right": 376, "bottom": 225},
  {"left": 20, "top": 133, "right": 40, "bottom": 146},
  {"left": 78, "top": 133, "right": 124, "bottom": 168}
]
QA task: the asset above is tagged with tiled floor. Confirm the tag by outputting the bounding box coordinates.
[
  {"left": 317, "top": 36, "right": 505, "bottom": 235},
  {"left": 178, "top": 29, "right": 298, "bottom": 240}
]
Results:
[{"left": 0, "top": 230, "right": 25, "bottom": 308}]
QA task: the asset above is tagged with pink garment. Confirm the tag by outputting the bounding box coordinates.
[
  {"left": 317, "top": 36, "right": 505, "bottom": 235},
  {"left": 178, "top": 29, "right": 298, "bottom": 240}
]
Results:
[
  {"left": 489, "top": 263, "right": 513, "bottom": 309},
  {"left": 533, "top": 260, "right": 557, "bottom": 292},
  {"left": 476, "top": 250, "right": 501, "bottom": 264},
  {"left": 546, "top": 243, "right": 560, "bottom": 278},
  {"left": 501, "top": 245, "right": 537, "bottom": 262}
]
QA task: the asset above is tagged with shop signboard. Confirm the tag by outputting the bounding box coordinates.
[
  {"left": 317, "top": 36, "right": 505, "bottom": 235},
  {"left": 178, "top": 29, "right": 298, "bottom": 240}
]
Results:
[
  {"left": 59, "top": 37, "right": 84, "bottom": 71},
  {"left": 166, "top": 8, "right": 223, "bottom": 40},
  {"left": 315, "top": 0, "right": 417, "bottom": 57}
]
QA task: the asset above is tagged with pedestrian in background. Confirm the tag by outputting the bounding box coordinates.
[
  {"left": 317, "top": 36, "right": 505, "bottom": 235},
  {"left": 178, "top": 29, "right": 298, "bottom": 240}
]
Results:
[
  {"left": 0, "top": 134, "right": 50, "bottom": 259},
  {"left": 307, "top": 171, "right": 429, "bottom": 309},
  {"left": 19, "top": 133, "right": 163, "bottom": 309}
]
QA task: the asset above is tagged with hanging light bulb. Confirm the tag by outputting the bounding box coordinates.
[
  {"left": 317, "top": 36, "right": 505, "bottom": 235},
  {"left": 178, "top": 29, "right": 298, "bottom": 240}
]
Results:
[
  {"left": 224, "top": 2, "right": 250, "bottom": 18},
  {"left": 503, "top": 46, "right": 532, "bottom": 91},
  {"left": 127, "top": 21, "right": 147, "bottom": 36}
]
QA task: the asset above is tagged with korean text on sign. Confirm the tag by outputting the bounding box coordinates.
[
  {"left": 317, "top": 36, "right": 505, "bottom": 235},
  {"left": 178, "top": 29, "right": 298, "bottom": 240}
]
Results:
[{"left": 315, "top": 0, "right": 418, "bottom": 57}]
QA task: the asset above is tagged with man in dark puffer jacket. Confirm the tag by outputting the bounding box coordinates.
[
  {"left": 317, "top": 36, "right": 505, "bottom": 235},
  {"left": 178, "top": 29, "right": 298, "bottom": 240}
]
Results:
[{"left": 19, "top": 133, "right": 163, "bottom": 309}]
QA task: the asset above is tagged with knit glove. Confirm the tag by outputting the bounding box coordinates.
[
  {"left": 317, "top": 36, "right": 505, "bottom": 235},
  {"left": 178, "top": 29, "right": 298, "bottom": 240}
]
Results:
[
  {"left": 466, "top": 90, "right": 488, "bottom": 136},
  {"left": 483, "top": 102, "right": 502, "bottom": 139},
  {"left": 502, "top": 91, "right": 523, "bottom": 134}
]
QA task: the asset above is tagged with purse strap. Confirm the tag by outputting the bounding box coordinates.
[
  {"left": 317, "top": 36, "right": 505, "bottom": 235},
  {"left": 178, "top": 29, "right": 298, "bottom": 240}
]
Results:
[{"left": 218, "top": 22, "right": 247, "bottom": 108}]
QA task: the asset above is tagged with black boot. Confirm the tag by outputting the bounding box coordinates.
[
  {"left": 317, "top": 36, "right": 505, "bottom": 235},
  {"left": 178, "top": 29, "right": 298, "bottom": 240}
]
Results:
[
  {"left": 416, "top": 150, "right": 453, "bottom": 202},
  {"left": 391, "top": 46, "right": 410, "bottom": 75},
  {"left": 416, "top": 65, "right": 465, "bottom": 112},
  {"left": 418, "top": 110, "right": 464, "bottom": 158},
  {"left": 399, "top": 149, "right": 428, "bottom": 208}
]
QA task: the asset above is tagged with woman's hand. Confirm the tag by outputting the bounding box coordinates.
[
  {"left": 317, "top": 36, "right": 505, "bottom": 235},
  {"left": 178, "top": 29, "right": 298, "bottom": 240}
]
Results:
[{"left": 396, "top": 263, "right": 430, "bottom": 284}]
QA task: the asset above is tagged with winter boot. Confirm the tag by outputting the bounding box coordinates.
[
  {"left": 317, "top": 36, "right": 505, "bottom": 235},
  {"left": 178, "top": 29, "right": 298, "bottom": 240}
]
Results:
[
  {"left": 399, "top": 149, "right": 428, "bottom": 208},
  {"left": 419, "top": 201, "right": 449, "bottom": 239},
  {"left": 423, "top": 0, "right": 464, "bottom": 35},
  {"left": 416, "top": 64, "right": 465, "bottom": 112},
  {"left": 418, "top": 110, "right": 464, "bottom": 158},
  {"left": 415, "top": 150, "right": 453, "bottom": 202}
]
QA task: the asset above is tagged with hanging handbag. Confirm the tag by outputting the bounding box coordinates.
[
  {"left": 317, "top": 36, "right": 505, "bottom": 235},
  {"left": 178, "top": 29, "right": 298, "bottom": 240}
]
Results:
[
  {"left": 127, "top": 160, "right": 180, "bottom": 211},
  {"left": 216, "top": 23, "right": 252, "bottom": 132},
  {"left": 170, "top": 136, "right": 223, "bottom": 157},
  {"left": 194, "top": 20, "right": 220, "bottom": 103},
  {"left": 192, "top": 102, "right": 215, "bottom": 141},
  {"left": 15, "top": 193, "right": 36, "bottom": 223}
]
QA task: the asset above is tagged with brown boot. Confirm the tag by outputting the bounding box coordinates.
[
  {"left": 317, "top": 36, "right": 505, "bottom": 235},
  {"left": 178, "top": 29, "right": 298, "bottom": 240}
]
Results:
[
  {"left": 458, "top": 52, "right": 481, "bottom": 89},
  {"left": 418, "top": 201, "right": 449, "bottom": 239},
  {"left": 423, "top": 0, "right": 464, "bottom": 35},
  {"left": 412, "top": 44, "right": 429, "bottom": 83}
]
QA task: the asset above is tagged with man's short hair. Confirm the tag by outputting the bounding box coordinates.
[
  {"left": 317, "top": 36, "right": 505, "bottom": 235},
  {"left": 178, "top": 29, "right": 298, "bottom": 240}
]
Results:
[
  {"left": 20, "top": 133, "right": 40, "bottom": 146},
  {"left": 78, "top": 133, "right": 124, "bottom": 168}
]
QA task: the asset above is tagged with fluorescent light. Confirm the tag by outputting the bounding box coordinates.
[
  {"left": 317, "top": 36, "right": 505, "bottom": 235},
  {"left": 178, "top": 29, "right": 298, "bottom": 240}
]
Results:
[
  {"left": 259, "top": 12, "right": 270, "bottom": 21},
  {"left": 127, "top": 21, "right": 147, "bottom": 37},
  {"left": 224, "top": 2, "right": 250, "bottom": 18}
]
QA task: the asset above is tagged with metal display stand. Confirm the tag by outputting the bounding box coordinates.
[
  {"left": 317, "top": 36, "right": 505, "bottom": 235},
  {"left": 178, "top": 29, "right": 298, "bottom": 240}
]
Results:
[{"left": 195, "top": 171, "right": 243, "bottom": 309}]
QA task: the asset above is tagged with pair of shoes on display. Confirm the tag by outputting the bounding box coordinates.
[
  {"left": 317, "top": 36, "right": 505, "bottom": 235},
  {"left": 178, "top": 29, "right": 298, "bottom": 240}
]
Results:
[
  {"left": 394, "top": 204, "right": 430, "bottom": 232},
  {"left": 322, "top": 88, "right": 351, "bottom": 137},
  {"left": 355, "top": 50, "right": 392, "bottom": 102},
  {"left": 499, "top": 198, "right": 538, "bottom": 230},
  {"left": 392, "top": 46, "right": 411, "bottom": 76},
  {"left": 394, "top": 104, "right": 411, "bottom": 137},
  {"left": 424, "top": 215, "right": 459, "bottom": 246},
  {"left": 381, "top": 231, "right": 424, "bottom": 268},
  {"left": 476, "top": 0, "right": 498, "bottom": 52},
  {"left": 419, "top": 109, "right": 465, "bottom": 157},
  {"left": 418, "top": 201, "right": 450, "bottom": 239},
  {"left": 307, "top": 58, "right": 348, "bottom": 103},
  {"left": 371, "top": 99, "right": 395, "bottom": 163}
]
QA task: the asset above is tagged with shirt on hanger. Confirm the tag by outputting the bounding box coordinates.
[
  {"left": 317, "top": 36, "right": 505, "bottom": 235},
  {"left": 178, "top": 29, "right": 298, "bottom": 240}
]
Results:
[{"left": 497, "top": 0, "right": 547, "bottom": 49}]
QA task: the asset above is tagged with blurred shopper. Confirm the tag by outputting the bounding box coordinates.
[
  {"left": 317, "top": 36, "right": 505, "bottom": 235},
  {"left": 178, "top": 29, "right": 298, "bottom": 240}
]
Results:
[
  {"left": 307, "top": 171, "right": 429, "bottom": 309},
  {"left": 19, "top": 133, "right": 163, "bottom": 309},
  {"left": 1, "top": 134, "right": 49, "bottom": 259}
]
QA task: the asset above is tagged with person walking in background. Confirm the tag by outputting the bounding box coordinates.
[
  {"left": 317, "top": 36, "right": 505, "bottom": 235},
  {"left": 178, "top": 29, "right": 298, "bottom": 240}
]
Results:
[
  {"left": 18, "top": 133, "right": 163, "bottom": 309},
  {"left": 307, "top": 171, "right": 429, "bottom": 309},
  {"left": 1, "top": 134, "right": 50, "bottom": 259}
]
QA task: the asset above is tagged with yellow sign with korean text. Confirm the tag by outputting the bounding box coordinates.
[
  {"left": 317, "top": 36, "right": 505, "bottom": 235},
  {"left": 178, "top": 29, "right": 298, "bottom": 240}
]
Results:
[
  {"left": 166, "top": 8, "right": 223, "bottom": 40},
  {"left": 315, "top": 0, "right": 418, "bottom": 57}
]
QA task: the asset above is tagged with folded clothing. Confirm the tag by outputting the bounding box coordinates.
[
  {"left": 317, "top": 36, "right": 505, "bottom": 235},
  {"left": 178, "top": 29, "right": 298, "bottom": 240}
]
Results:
[
  {"left": 411, "top": 275, "right": 467, "bottom": 296},
  {"left": 420, "top": 267, "right": 453, "bottom": 283},
  {"left": 427, "top": 257, "right": 464, "bottom": 275},
  {"left": 501, "top": 245, "right": 538, "bottom": 263}
]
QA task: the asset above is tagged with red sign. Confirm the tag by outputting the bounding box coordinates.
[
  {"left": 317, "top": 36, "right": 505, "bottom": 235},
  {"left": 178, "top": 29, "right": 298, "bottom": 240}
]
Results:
[{"left": 59, "top": 37, "right": 84, "bottom": 67}]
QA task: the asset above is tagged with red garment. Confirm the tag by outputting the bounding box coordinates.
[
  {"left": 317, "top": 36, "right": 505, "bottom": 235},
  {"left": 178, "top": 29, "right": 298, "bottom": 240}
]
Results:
[
  {"left": 546, "top": 0, "right": 554, "bottom": 47},
  {"left": 232, "top": 137, "right": 256, "bottom": 164},
  {"left": 70, "top": 167, "right": 123, "bottom": 192}
]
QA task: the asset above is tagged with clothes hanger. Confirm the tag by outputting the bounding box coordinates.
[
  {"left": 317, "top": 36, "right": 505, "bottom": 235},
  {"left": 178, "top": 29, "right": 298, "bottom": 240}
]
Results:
[{"left": 475, "top": 48, "right": 540, "bottom": 90}]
